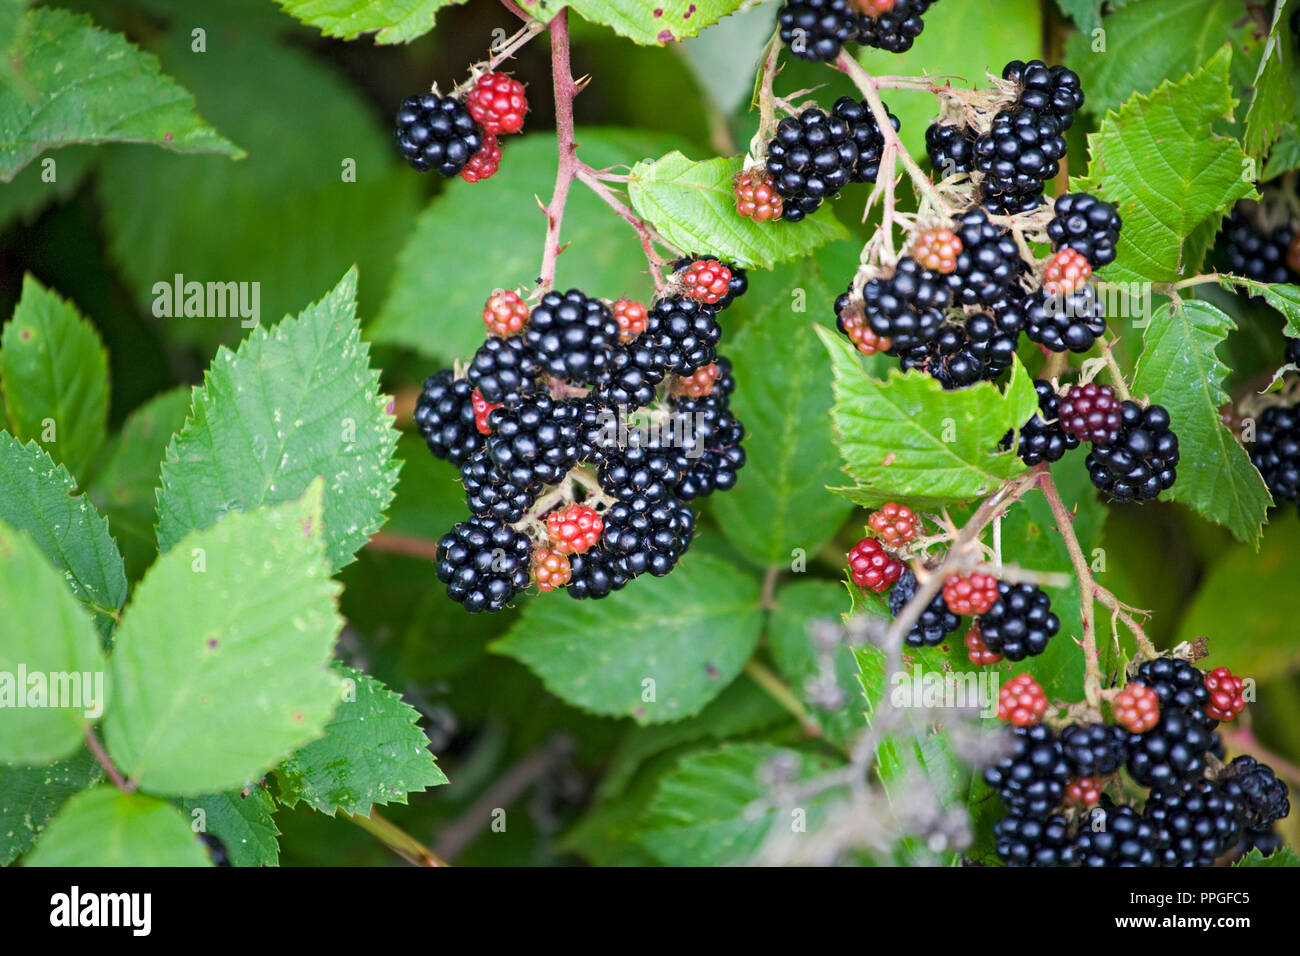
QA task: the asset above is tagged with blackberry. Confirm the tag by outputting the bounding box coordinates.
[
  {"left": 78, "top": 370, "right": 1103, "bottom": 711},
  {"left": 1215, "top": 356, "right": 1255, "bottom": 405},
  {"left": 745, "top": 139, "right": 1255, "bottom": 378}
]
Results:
[
  {"left": 1134, "top": 658, "right": 1215, "bottom": 728},
  {"left": 487, "top": 394, "right": 582, "bottom": 486},
  {"left": 1086, "top": 401, "right": 1180, "bottom": 502},
  {"left": 1126, "top": 707, "right": 1215, "bottom": 791},
  {"left": 646, "top": 296, "right": 721, "bottom": 374},
  {"left": 566, "top": 546, "right": 631, "bottom": 600},
  {"left": 1222, "top": 755, "right": 1291, "bottom": 829},
  {"left": 925, "top": 122, "right": 975, "bottom": 179},
  {"left": 1237, "top": 825, "right": 1284, "bottom": 859},
  {"left": 888, "top": 569, "right": 961, "bottom": 647},
  {"left": 1249, "top": 402, "right": 1300, "bottom": 504},
  {"left": 765, "top": 107, "right": 860, "bottom": 222},
  {"left": 974, "top": 106, "right": 1066, "bottom": 211},
  {"left": 898, "top": 311, "right": 1018, "bottom": 388},
  {"left": 1002, "top": 59, "right": 1085, "bottom": 129},
  {"left": 1220, "top": 205, "right": 1298, "bottom": 285},
  {"left": 865, "top": 256, "right": 952, "bottom": 353},
  {"left": 1024, "top": 284, "right": 1107, "bottom": 353},
  {"left": 1146, "top": 779, "right": 1243, "bottom": 866},
  {"left": 602, "top": 494, "right": 696, "bottom": 578},
  {"left": 672, "top": 256, "right": 748, "bottom": 311},
  {"left": 946, "top": 209, "right": 1025, "bottom": 308},
  {"left": 435, "top": 517, "right": 532, "bottom": 612},
  {"left": 524, "top": 289, "right": 620, "bottom": 386},
  {"left": 598, "top": 442, "right": 682, "bottom": 502},
  {"left": 777, "top": 0, "right": 855, "bottom": 62},
  {"left": 983, "top": 724, "right": 1070, "bottom": 819},
  {"left": 1059, "top": 722, "right": 1129, "bottom": 777},
  {"left": 414, "top": 370, "right": 481, "bottom": 466},
  {"left": 466, "top": 335, "right": 541, "bottom": 406},
  {"left": 977, "top": 582, "right": 1059, "bottom": 661},
  {"left": 1007, "top": 379, "right": 1080, "bottom": 466},
  {"left": 394, "top": 93, "right": 484, "bottom": 177},
  {"left": 594, "top": 341, "right": 669, "bottom": 408},
  {"left": 1048, "top": 193, "right": 1122, "bottom": 269},
  {"left": 831, "top": 96, "right": 898, "bottom": 184},
  {"left": 671, "top": 397, "right": 746, "bottom": 500},
  {"left": 994, "top": 814, "right": 1076, "bottom": 867},
  {"left": 1057, "top": 383, "right": 1122, "bottom": 444},
  {"left": 460, "top": 448, "right": 538, "bottom": 523},
  {"left": 855, "top": 0, "right": 935, "bottom": 53},
  {"left": 1074, "top": 801, "right": 1158, "bottom": 866}
]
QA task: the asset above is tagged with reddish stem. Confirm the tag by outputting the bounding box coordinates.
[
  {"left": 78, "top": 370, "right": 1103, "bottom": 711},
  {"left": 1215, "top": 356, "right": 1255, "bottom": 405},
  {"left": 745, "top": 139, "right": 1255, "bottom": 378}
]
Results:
[
  {"left": 538, "top": 9, "right": 578, "bottom": 292},
  {"left": 85, "top": 726, "right": 134, "bottom": 793}
]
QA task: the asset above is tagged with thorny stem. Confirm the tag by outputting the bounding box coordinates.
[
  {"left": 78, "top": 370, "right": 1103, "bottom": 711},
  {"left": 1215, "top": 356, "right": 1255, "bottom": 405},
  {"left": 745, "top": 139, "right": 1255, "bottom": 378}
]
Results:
[
  {"left": 1099, "top": 338, "right": 1133, "bottom": 401},
  {"left": 537, "top": 10, "right": 578, "bottom": 292},
  {"left": 85, "top": 726, "right": 134, "bottom": 793},
  {"left": 497, "top": 0, "right": 530, "bottom": 22},
  {"left": 575, "top": 164, "right": 671, "bottom": 292},
  {"left": 344, "top": 809, "right": 449, "bottom": 867}
]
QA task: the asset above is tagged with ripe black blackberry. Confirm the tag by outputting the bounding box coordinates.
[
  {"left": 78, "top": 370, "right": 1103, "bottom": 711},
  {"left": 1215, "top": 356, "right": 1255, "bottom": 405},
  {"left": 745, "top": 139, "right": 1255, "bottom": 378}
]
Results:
[
  {"left": 1057, "top": 383, "right": 1123, "bottom": 444},
  {"left": 983, "top": 724, "right": 1070, "bottom": 819},
  {"left": 566, "top": 546, "right": 631, "bottom": 600},
  {"left": 1002, "top": 59, "right": 1085, "bottom": 129},
  {"left": 1086, "top": 401, "right": 1180, "bottom": 502},
  {"left": 671, "top": 397, "right": 747, "bottom": 500},
  {"left": 765, "top": 107, "right": 860, "bottom": 222},
  {"left": 414, "top": 370, "right": 482, "bottom": 466},
  {"left": 974, "top": 106, "right": 1066, "bottom": 211},
  {"left": 523, "top": 289, "right": 620, "bottom": 386},
  {"left": 1126, "top": 707, "right": 1215, "bottom": 791},
  {"left": 200, "top": 833, "right": 233, "bottom": 867},
  {"left": 976, "top": 582, "right": 1059, "bottom": 661},
  {"left": 487, "top": 394, "right": 582, "bottom": 486},
  {"left": 1134, "top": 658, "right": 1215, "bottom": 728},
  {"left": 925, "top": 122, "right": 976, "bottom": 179},
  {"left": 1146, "top": 779, "right": 1243, "bottom": 866},
  {"left": 777, "top": 0, "right": 855, "bottom": 62},
  {"left": 460, "top": 448, "right": 538, "bottom": 523},
  {"left": 645, "top": 296, "right": 721, "bottom": 374},
  {"left": 898, "top": 311, "right": 1018, "bottom": 389},
  {"left": 1024, "top": 284, "right": 1107, "bottom": 353},
  {"left": 435, "top": 517, "right": 532, "bottom": 613},
  {"left": 1060, "top": 721, "right": 1129, "bottom": 777},
  {"left": 864, "top": 256, "right": 951, "bottom": 353},
  {"left": 594, "top": 342, "right": 668, "bottom": 408},
  {"left": 602, "top": 494, "right": 696, "bottom": 578},
  {"left": 1288, "top": 337, "right": 1300, "bottom": 367},
  {"left": 1074, "top": 800, "right": 1158, "bottom": 866},
  {"left": 888, "top": 569, "right": 961, "bottom": 647},
  {"left": 394, "top": 93, "right": 485, "bottom": 176},
  {"left": 598, "top": 442, "right": 682, "bottom": 502},
  {"left": 671, "top": 256, "right": 748, "bottom": 311},
  {"left": 831, "top": 96, "right": 898, "bottom": 184},
  {"left": 1222, "top": 755, "right": 1291, "bottom": 829},
  {"left": 994, "top": 813, "right": 1076, "bottom": 867},
  {"left": 1249, "top": 402, "right": 1299, "bottom": 504},
  {"left": 466, "top": 335, "right": 541, "bottom": 406},
  {"left": 1220, "top": 206, "right": 1298, "bottom": 285},
  {"left": 946, "top": 209, "right": 1025, "bottom": 308},
  {"left": 1048, "top": 193, "right": 1122, "bottom": 269},
  {"left": 855, "top": 0, "right": 935, "bottom": 53},
  {"left": 1008, "top": 379, "right": 1080, "bottom": 466},
  {"left": 1237, "top": 824, "right": 1284, "bottom": 859}
]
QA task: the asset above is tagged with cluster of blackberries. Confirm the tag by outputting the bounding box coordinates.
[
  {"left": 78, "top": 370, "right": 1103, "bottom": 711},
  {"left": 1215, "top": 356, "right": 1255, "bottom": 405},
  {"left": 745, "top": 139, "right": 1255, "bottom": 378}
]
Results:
[
  {"left": 395, "top": 72, "right": 528, "bottom": 181},
  {"left": 1250, "top": 401, "right": 1300, "bottom": 505},
  {"left": 985, "top": 658, "right": 1291, "bottom": 867},
  {"left": 1219, "top": 201, "right": 1300, "bottom": 286},
  {"left": 415, "top": 258, "right": 748, "bottom": 612},
  {"left": 777, "top": 0, "right": 938, "bottom": 63},
  {"left": 761, "top": 97, "right": 899, "bottom": 223}
]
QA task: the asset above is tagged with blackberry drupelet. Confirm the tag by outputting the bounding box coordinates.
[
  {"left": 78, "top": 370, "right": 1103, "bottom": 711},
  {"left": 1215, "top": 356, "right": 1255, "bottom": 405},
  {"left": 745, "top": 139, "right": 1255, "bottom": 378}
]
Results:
[
  {"left": 435, "top": 517, "right": 532, "bottom": 612},
  {"left": 646, "top": 295, "right": 721, "bottom": 374},
  {"left": 777, "top": 0, "right": 856, "bottom": 62},
  {"left": 1085, "top": 401, "right": 1180, "bottom": 502},
  {"left": 1126, "top": 707, "right": 1215, "bottom": 791},
  {"left": 888, "top": 569, "right": 961, "bottom": 647},
  {"left": 487, "top": 394, "right": 582, "bottom": 486},
  {"left": 1074, "top": 801, "right": 1158, "bottom": 866},
  {"left": 1048, "top": 193, "right": 1122, "bottom": 268},
  {"left": 977, "top": 581, "right": 1060, "bottom": 661},
  {"left": 831, "top": 96, "right": 898, "bottom": 184},
  {"left": 994, "top": 814, "right": 1076, "bottom": 867},
  {"left": 602, "top": 495, "right": 696, "bottom": 578},
  {"left": 1222, "top": 755, "right": 1291, "bottom": 829},
  {"left": 926, "top": 122, "right": 976, "bottom": 178},
  {"left": 765, "top": 107, "right": 861, "bottom": 222},
  {"left": 1002, "top": 59, "right": 1085, "bottom": 129},
  {"left": 1220, "top": 206, "right": 1298, "bottom": 285},
  {"left": 983, "top": 724, "right": 1070, "bottom": 819},
  {"left": 414, "top": 370, "right": 482, "bottom": 466},
  {"left": 855, "top": 0, "right": 935, "bottom": 53},
  {"left": 1024, "top": 284, "right": 1107, "bottom": 353},
  {"left": 1249, "top": 402, "right": 1299, "bottom": 504},
  {"left": 1146, "top": 779, "right": 1243, "bottom": 866},
  {"left": 395, "top": 93, "right": 484, "bottom": 177},
  {"left": 566, "top": 546, "right": 631, "bottom": 600},
  {"left": 524, "top": 288, "right": 620, "bottom": 386},
  {"left": 598, "top": 442, "right": 682, "bottom": 502},
  {"left": 1008, "top": 379, "right": 1080, "bottom": 466},
  {"left": 864, "top": 256, "right": 952, "bottom": 353},
  {"left": 946, "top": 209, "right": 1025, "bottom": 307},
  {"left": 466, "top": 334, "right": 541, "bottom": 406},
  {"left": 974, "top": 106, "right": 1066, "bottom": 211}
]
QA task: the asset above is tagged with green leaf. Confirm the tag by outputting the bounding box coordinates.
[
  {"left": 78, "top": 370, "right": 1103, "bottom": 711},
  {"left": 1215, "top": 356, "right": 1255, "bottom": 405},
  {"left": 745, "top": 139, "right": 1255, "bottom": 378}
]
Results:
[
  {"left": 1075, "top": 46, "right": 1257, "bottom": 285},
  {"left": 0, "top": 8, "right": 242, "bottom": 182},
  {"left": 371, "top": 129, "right": 688, "bottom": 365},
  {"left": 1235, "top": 846, "right": 1300, "bottom": 867},
  {"left": 275, "top": 665, "right": 447, "bottom": 816},
  {"left": 155, "top": 269, "right": 400, "bottom": 574},
  {"left": 820, "top": 327, "right": 1035, "bottom": 508},
  {"left": 1131, "top": 299, "right": 1271, "bottom": 545},
  {"left": 627, "top": 152, "right": 847, "bottom": 270},
  {"left": 0, "top": 145, "right": 96, "bottom": 231},
  {"left": 180, "top": 787, "right": 280, "bottom": 867},
  {"left": 89, "top": 387, "right": 191, "bottom": 581},
  {"left": 271, "top": 0, "right": 467, "bottom": 44},
  {"left": 0, "top": 748, "right": 102, "bottom": 865},
  {"left": 0, "top": 518, "right": 107, "bottom": 765},
  {"left": 0, "top": 274, "right": 109, "bottom": 482},
  {"left": 710, "top": 251, "right": 856, "bottom": 566},
  {"left": 493, "top": 552, "right": 763, "bottom": 724},
  {"left": 538, "top": 0, "right": 747, "bottom": 44},
  {"left": 0, "top": 432, "right": 127, "bottom": 613},
  {"left": 104, "top": 483, "right": 342, "bottom": 796},
  {"left": 1262, "top": 284, "right": 1300, "bottom": 336},
  {"left": 1263, "top": 124, "right": 1300, "bottom": 179},
  {"left": 1244, "top": 1, "right": 1297, "bottom": 158},
  {"left": 635, "top": 743, "right": 845, "bottom": 866},
  {"left": 24, "top": 786, "right": 211, "bottom": 866}
]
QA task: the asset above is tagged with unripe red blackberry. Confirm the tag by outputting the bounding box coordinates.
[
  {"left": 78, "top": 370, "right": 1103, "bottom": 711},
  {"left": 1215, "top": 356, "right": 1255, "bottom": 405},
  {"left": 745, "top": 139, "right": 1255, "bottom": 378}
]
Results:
[
  {"left": 483, "top": 289, "right": 529, "bottom": 337},
  {"left": 1043, "top": 247, "right": 1092, "bottom": 296},
  {"left": 546, "top": 503, "right": 604, "bottom": 555},
  {"left": 964, "top": 625, "right": 1002, "bottom": 666},
  {"left": 465, "top": 72, "right": 528, "bottom": 135},
  {"left": 835, "top": 291, "right": 892, "bottom": 355},
  {"left": 673, "top": 363, "right": 721, "bottom": 398},
  {"left": 612, "top": 297, "right": 649, "bottom": 342},
  {"left": 459, "top": 133, "right": 501, "bottom": 183},
  {"left": 532, "top": 548, "right": 572, "bottom": 592},
  {"left": 735, "top": 168, "right": 784, "bottom": 222},
  {"left": 1204, "top": 666, "right": 1245, "bottom": 722},
  {"left": 912, "top": 227, "right": 962, "bottom": 274},
  {"left": 679, "top": 259, "right": 733, "bottom": 304},
  {"left": 1066, "top": 776, "right": 1101, "bottom": 807},
  {"left": 1057, "top": 382, "right": 1122, "bottom": 444},
  {"left": 867, "top": 501, "right": 917, "bottom": 545},
  {"left": 998, "top": 673, "right": 1048, "bottom": 727},
  {"left": 942, "top": 572, "right": 999, "bottom": 615},
  {"left": 847, "top": 536, "right": 904, "bottom": 593},
  {"left": 1113, "top": 682, "right": 1160, "bottom": 733}
]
